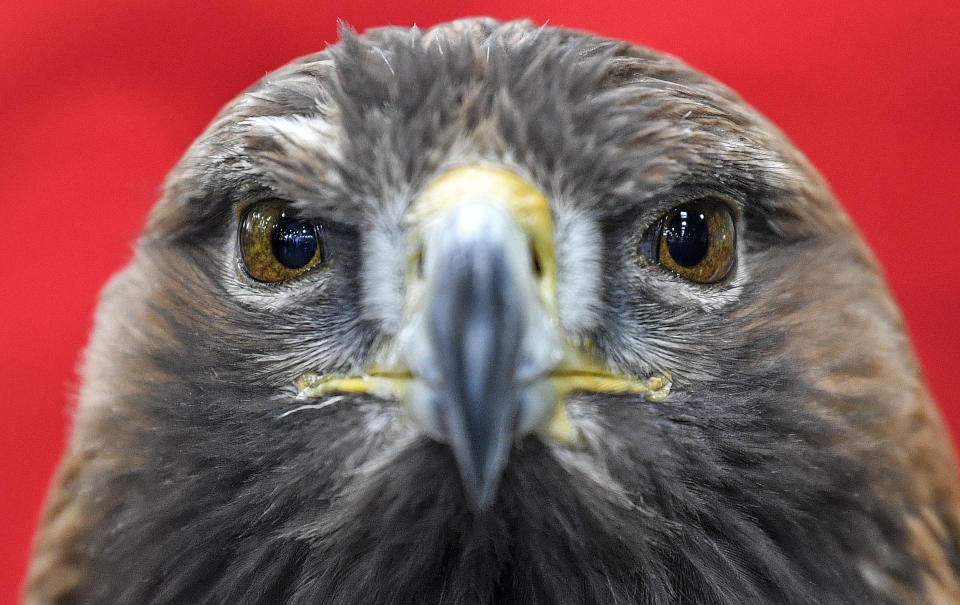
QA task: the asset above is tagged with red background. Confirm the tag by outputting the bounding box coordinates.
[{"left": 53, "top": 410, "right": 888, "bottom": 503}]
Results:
[{"left": 2, "top": 1, "right": 959, "bottom": 601}]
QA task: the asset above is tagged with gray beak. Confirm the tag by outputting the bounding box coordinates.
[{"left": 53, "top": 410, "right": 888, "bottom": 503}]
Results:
[{"left": 402, "top": 199, "right": 560, "bottom": 509}]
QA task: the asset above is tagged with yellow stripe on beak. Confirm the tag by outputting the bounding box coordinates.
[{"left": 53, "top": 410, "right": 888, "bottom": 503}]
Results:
[{"left": 406, "top": 165, "right": 558, "bottom": 318}]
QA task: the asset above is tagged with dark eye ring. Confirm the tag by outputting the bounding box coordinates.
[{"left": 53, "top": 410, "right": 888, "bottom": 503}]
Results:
[
  {"left": 239, "top": 201, "right": 325, "bottom": 283},
  {"left": 639, "top": 198, "right": 736, "bottom": 284}
]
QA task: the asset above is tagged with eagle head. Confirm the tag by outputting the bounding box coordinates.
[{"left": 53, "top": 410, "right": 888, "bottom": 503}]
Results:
[{"left": 25, "top": 18, "right": 960, "bottom": 605}]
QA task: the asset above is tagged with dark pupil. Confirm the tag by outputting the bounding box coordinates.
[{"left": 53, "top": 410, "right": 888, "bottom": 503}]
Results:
[
  {"left": 664, "top": 208, "right": 709, "bottom": 267},
  {"left": 271, "top": 215, "right": 318, "bottom": 269}
]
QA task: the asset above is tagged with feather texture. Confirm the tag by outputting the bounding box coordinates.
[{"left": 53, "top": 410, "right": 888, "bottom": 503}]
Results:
[{"left": 25, "top": 18, "right": 960, "bottom": 604}]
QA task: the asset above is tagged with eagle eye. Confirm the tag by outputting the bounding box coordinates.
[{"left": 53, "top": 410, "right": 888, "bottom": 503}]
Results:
[
  {"left": 640, "top": 198, "right": 736, "bottom": 284},
  {"left": 239, "top": 201, "right": 325, "bottom": 282}
]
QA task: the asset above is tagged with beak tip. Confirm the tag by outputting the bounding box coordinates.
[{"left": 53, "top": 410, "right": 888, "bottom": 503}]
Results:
[
  {"left": 446, "top": 427, "right": 513, "bottom": 511},
  {"left": 459, "top": 460, "right": 505, "bottom": 511},
  {"left": 470, "top": 486, "right": 498, "bottom": 512}
]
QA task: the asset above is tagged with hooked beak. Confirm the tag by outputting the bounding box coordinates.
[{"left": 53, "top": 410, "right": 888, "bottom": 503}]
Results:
[
  {"left": 296, "top": 166, "right": 670, "bottom": 510},
  {"left": 401, "top": 185, "right": 560, "bottom": 508}
]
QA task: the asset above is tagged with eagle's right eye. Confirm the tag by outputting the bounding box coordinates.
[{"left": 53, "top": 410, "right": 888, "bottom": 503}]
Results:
[{"left": 239, "top": 201, "right": 325, "bottom": 283}]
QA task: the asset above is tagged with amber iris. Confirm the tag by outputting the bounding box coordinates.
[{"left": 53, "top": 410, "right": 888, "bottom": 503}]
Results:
[
  {"left": 239, "top": 202, "right": 324, "bottom": 282},
  {"left": 650, "top": 198, "right": 736, "bottom": 283}
]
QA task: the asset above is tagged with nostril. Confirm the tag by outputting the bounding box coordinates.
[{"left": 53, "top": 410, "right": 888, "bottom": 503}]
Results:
[
  {"left": 414, "top": 247, "right": 424, "bottom": 278},
  {"left": 530, "top": 242, "right": 543, "bottom": 277}
]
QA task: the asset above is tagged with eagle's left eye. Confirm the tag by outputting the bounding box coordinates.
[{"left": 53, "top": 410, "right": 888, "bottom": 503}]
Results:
[
  {"left": 239, "top": 201, "right": 325, "bottom": 282},
  {"left": 639, "top": 198, "right": 736, "bottom": 284}
]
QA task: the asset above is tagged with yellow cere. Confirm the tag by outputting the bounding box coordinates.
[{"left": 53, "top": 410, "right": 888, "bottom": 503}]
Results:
[{"left": 408, "top": 165, "right": 558, "bottom": 315}]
